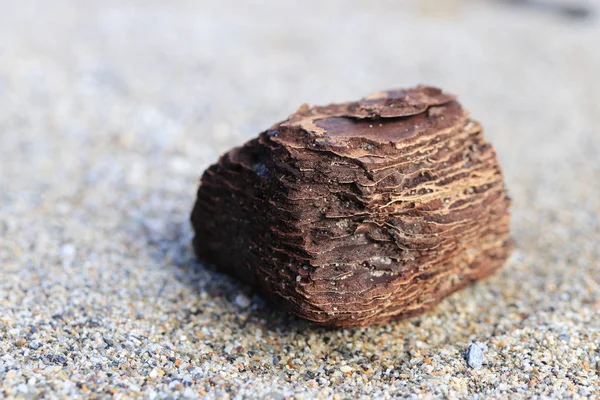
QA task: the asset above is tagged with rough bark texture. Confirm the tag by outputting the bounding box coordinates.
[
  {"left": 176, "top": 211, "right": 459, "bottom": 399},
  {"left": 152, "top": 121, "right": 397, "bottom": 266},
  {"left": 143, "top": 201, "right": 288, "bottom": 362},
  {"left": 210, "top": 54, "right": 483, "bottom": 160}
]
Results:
[{"left": 191, "top": 85, "right": 512, "bottom": 327}]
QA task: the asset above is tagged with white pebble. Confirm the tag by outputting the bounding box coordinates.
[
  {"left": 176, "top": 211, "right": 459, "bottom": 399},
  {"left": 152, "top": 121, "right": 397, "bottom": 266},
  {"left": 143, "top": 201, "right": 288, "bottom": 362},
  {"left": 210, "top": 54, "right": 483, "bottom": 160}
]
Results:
[
  {"left": 235, "top": 294, "right": 251, "bottom": 308},
  {"left": 60, "top": 243, "right": 76, "bottom": 257},
  {"left": 466, "top": 343, "right": 485, "bottom": 369}
]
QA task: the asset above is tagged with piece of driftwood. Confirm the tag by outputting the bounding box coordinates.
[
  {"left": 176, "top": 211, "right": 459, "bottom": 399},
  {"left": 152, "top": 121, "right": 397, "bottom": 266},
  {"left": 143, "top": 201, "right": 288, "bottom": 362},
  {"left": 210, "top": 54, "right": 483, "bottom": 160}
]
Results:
[{"left": 191, "top": 85, "right": 512, "bottom": 327}]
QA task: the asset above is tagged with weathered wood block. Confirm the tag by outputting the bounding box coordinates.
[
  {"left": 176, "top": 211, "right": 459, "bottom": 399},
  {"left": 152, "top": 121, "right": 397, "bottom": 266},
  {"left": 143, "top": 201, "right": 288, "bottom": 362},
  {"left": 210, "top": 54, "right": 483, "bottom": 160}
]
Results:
[{"left": 191, "top": 86, "right": 512, "bottom": 327}]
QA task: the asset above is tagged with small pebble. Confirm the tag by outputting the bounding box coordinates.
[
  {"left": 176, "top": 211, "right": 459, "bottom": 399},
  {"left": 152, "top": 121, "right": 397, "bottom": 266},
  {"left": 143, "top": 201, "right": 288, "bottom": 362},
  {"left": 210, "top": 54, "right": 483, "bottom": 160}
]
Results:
[
  {"left": 103, "top": 334, "right": 114, "bottom": 346},
  {"left": 466, "top": 343, "right": 484, "bottom": 369},
  {"left": 559, "top": 334, "right": 570, "bottom": 342},
  {"left": 265, "top": 391, "right": 285, "bottom": 400},
  {"left": 60, "top": 243, "right": 76, "bottom": 258},
  {"left": 54, "top": 355, "right": 67, "bottom": 364},
  {"left": 234, "top": 294, "right": 251, "bottom": 308}
]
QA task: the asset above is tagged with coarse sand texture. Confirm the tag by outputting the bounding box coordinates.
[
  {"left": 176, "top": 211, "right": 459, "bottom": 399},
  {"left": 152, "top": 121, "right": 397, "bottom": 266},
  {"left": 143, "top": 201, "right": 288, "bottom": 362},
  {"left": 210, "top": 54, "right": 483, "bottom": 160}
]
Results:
[{"left": 1, "top": 0, "right": 599, "bottom": 398}]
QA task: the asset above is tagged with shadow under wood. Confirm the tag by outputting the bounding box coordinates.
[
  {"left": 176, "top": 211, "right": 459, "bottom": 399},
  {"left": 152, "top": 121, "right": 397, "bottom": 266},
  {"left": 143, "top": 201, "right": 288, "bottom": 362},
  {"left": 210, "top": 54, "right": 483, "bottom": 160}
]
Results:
[{"left": 144, "top": 217, "right": 330, "bottom": 336}]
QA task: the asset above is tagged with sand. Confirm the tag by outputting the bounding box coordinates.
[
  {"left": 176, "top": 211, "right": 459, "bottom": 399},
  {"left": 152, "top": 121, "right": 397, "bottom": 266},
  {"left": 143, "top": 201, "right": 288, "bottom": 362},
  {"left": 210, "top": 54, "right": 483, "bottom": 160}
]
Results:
[{"left": 1, "top": 0, "right": 599, "bottom": 398}]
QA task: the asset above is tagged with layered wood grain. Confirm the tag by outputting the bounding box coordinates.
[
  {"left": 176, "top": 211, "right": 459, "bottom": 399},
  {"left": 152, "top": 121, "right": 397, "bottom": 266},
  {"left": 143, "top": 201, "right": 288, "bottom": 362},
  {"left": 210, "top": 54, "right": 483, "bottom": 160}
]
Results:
[{"left": 191, "top": 86, "right": 512, "bottom": 327}]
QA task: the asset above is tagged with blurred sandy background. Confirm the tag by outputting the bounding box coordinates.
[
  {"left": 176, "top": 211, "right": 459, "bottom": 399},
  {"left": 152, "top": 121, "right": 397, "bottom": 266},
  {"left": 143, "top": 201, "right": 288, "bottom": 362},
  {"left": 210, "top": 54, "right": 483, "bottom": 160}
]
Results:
[{"left": 1, "top": 0, "right": 599, "bottom": 398}]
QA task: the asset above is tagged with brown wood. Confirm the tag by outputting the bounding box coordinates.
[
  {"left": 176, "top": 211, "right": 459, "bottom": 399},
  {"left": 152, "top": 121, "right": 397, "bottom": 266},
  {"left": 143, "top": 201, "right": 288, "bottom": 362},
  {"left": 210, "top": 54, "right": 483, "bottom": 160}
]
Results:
[{"left": 191, "top": 85, "right": 512, "bottom": 327}]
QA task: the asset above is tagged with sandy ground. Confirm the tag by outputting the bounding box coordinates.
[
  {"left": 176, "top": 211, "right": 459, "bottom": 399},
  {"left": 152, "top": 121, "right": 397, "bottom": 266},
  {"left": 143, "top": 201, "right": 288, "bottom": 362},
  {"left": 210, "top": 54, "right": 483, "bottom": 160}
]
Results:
[{"left": 1, "top": 0, "right": 599, "bottom": 398}]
